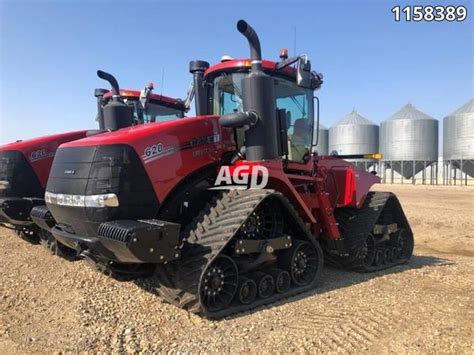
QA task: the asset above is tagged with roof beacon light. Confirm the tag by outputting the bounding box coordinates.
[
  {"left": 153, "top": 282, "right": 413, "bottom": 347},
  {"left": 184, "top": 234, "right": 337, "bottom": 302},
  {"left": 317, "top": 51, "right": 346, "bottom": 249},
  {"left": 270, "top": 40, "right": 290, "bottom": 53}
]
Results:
[
  {"left": 221, "top": 55, "right": 234, "bottom": 62},
  {"left": 280, "top": 48, "right": 289, "bottom": 60}
]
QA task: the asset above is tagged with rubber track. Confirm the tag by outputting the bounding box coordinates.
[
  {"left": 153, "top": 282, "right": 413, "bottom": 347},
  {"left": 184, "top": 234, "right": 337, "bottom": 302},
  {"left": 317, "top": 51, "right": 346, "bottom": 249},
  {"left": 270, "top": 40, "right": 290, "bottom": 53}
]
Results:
[
  {"left": 330, "top": 191, "right": 413, "bottom": 272},
  {"left": 155, "top": 189, "right": 324, "bottom": 319}
]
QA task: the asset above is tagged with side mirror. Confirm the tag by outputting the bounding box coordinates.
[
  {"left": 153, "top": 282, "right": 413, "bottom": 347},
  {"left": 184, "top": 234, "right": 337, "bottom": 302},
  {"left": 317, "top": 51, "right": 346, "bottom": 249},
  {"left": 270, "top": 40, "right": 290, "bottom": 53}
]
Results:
[
  {"left": 139, "top": 82, "right": 154, "bottom": 111},
  {"left": 296, "top": 57, "right": 312, "bottom": 88},
  {"left": 312, "top": 96, "right": 320, "bottom": 148}
]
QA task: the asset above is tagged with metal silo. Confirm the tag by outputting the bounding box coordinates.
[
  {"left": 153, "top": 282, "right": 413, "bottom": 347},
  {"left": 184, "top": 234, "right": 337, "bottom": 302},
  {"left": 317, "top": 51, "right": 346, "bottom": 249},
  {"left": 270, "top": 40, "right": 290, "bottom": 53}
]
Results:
[
  {"left": 329, "top": 110, "right": 379, "bottom": 155},
  {"left": 312, "top": 123, "right": 329, "bottom": 155},
  {"left": 329, "top": 110, "right": 379, "bottom": 170},
  {"left": 443, "top": 98, "right": 474, "bottom": 180},
  {"left": 380, "top": 103, "right": 438, "bottom": 180}
]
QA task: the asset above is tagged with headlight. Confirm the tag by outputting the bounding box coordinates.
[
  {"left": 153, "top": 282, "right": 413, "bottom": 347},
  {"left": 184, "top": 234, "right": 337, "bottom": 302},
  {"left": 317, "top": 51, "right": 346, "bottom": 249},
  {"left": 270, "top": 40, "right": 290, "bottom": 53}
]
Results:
[
  {"left": 0, "top": 181, "right": 10, "bottom": 190},
  {"left": 45, "top": 192, "right": 119, "bottom": 208}
]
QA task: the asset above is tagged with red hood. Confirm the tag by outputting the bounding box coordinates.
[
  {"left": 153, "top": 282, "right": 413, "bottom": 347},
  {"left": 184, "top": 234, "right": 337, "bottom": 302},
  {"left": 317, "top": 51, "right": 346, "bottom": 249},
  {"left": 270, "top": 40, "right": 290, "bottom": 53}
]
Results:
[
  {"left": 61, "top": 116, "right": 220, "bottom": 148},
  {"left": 0, "top": 130, "right": 89, "bottom": 188},
  {"left": 0, "top": 130, "right": 88, "bottom": 152}
]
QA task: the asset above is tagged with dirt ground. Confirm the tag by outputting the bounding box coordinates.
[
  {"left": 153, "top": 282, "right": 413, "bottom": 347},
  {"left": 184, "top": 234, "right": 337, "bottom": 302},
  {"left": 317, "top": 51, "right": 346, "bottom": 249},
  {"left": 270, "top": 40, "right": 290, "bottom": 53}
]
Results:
[{"left": 0, "top": 184, "right": 473, "bottom": 353}]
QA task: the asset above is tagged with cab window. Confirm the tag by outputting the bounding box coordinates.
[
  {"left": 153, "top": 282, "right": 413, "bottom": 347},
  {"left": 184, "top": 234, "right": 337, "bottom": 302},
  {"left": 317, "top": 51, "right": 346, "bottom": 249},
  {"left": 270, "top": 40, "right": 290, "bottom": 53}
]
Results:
[
  {"left": 274, "top": 78, "right": 314, "bottom": 162},
  {"left": 212, "top": 73, "right": 314, "bottom": 162}
]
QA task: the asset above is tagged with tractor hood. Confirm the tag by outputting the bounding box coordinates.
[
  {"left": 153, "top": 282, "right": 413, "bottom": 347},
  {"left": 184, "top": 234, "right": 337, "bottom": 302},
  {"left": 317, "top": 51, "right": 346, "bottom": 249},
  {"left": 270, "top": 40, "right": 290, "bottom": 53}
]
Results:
[
  {"left": 0, "top": 130, "right": 88, "bottom": 196},
  {"left": 45, "top": 115, "right": 235, "bottom": 239},
  {"left": 47, "top": 115, "right": 235, "bottom": 207}
]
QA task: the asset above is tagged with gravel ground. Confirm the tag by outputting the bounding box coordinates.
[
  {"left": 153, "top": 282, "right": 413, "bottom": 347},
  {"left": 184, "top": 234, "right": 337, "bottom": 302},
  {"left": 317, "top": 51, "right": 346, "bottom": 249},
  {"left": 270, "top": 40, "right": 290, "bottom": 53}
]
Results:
[{"left": 0, "top": 184, "right": 473, "bottom": 353}]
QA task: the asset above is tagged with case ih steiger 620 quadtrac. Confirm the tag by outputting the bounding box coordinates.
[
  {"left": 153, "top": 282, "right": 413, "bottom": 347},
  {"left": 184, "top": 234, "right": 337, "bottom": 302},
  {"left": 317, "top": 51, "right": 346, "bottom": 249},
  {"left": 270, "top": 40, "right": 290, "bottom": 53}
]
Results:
[
  {"left": 0, "top": 73, "right": 186, "bottom": 257},
  {"left": 35, "top": 20, "right": 413, "bottom": 318}
]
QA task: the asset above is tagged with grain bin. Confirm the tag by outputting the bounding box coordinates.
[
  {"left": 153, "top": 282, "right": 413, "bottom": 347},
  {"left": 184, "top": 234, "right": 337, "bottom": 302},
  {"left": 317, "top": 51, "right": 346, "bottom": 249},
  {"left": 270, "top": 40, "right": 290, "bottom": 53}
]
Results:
[
  {"left": 329, "top": 110, "right": 379, "bottom": 169},
  {"left": 443, "top": 98, "right": 474, "bottom": 177},
  {"left": 312, "top": 123, "right": 329, "bottom": 155},
  {"left": 380, "top": 103, "right": 438, "bottom": 179},
  {"left": 329, "top": 110, "right": 379, "bottom": 155}
]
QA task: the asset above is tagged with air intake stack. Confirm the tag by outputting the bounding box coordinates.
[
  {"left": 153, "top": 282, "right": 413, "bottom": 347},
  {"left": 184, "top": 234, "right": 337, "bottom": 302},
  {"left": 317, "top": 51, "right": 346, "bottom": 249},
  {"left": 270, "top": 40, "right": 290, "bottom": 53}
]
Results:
[
  {"left": 189, "top": 60, "right": 210, "bottom": 116},
  {"left": 97, "top": 70, "right": 133, "bottom": 131}
]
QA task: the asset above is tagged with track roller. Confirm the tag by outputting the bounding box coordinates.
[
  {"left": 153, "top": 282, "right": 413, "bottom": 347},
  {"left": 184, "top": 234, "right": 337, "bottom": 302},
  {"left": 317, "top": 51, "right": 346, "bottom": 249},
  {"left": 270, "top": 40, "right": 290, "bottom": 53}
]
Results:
[
  {"left": 267, "top": 268, "right": 291, "bottom": 293},
  {"left": 237, "top": 276, "right": 257, "bottom": 305},
  {"left": 250, "top": 271, "right": 275, "bottom": 299}
]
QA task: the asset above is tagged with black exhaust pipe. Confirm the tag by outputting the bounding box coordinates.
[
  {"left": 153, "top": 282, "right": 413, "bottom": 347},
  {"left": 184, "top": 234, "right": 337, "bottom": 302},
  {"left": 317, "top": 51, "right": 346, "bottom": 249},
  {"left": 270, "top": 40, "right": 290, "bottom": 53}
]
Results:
[
  {"left": 236, "top": 20, "right": 262, "bottom": 72},
  {"left": 96, "top": 70, "right": 133, "bottom": 131},
  {"left": 229, "top": 20, "right": 279, "bottom": 161},
  {"left": 97, "top": 70, "right": 120, "bottom": 96},
  {"left": 189, "top": 60, "right": 210, "bottom": 116}
]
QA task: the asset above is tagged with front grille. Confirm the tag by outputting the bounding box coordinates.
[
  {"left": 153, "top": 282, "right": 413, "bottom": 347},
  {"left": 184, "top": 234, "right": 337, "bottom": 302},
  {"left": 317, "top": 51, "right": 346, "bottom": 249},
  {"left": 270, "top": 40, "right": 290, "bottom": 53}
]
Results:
[
  {"left": 0, "top": 151, "right": 43, "bottom": 198},
  {"left": 46, "top": 144, "right": 159, "bottom": 238}
]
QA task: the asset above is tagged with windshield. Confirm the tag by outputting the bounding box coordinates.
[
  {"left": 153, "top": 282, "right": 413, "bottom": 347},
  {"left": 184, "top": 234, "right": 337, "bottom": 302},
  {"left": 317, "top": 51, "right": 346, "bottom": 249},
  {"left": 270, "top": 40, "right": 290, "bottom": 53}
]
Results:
[
  {"left": 122, "top": 97, "right": 184, "bottom": 124},
  {"left": 212, "top": 73, "right": 314, "bottom": 162}
]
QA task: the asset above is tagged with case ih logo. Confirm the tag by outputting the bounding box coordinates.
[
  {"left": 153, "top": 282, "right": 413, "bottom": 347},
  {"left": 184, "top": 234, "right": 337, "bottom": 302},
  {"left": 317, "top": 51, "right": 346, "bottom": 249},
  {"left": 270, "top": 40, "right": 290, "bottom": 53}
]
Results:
[
  {"left": 30, "top": 149, "right": 54, "bottom": 162},
  {"left": 210, "top": 162, "right": 269, "bottom": 190}
]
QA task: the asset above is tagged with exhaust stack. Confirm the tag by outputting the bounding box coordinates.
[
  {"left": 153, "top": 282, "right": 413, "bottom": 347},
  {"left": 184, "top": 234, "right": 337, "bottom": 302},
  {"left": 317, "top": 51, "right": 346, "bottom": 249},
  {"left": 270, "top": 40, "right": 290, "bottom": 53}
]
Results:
[
  {"left": 235, "top": 20, "right": 279, "bottom": 161},
  {"left": 97, "top": 70, "right": 133, "bottom": 131}
]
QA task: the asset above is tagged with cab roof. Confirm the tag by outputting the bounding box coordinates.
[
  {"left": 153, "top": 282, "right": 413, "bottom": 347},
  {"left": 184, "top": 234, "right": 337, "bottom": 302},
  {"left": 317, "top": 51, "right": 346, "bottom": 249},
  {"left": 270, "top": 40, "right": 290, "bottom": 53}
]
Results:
[
  {"left": 103, "top": 90, "right": 186, "bottom": 111},
  {"left": 204, "top": 59, "right": 297, "bottom": 80}
]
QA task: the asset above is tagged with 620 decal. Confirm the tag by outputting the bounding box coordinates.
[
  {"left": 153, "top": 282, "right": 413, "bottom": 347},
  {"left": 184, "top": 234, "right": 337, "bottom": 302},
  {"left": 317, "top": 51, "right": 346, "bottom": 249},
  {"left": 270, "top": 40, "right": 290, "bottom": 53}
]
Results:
[{"left": 144, "top": 143, "right": 164, "bottom": 157}]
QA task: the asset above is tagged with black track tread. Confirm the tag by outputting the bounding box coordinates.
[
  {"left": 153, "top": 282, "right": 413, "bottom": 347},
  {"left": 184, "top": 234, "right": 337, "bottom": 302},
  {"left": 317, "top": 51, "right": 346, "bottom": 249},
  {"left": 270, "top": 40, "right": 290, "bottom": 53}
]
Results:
[
  {"left": 154, "top": 189, "right": 323, "bottom": 318},
  {"left": 332, "top": 191, "right": 413, "bottom": 272}
]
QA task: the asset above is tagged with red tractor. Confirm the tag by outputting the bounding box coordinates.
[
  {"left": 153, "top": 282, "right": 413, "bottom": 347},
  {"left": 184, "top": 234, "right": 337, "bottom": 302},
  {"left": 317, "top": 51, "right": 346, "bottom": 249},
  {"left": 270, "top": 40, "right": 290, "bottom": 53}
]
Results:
[
  {"left": 0, "top": 73, "right": 186, "bottom": 258},
  {"left": 35, "top": 20, "right": 413, "bottom": 318}
]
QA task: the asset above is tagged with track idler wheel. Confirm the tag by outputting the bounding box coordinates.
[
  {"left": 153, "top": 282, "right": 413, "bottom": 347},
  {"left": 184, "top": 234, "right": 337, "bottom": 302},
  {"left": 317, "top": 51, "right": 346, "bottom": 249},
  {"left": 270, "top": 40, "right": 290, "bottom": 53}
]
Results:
[
  {"left": 237, "top": 276, "right": 257, "bottom": 305},
  {"left": 391, "top": 247, "right": 399, "bottom": 261},
  {"left": 18, "top": 228, "right": 39, "bottom": 244},
  {"left": 396, "top": 228, "right": 414, "bottom": 260},
  {"left": 250, "top": 271, "right": 275, "bottom": 299},
  {"left": 200, "top": 255, "right": 239, "bottom": 312},
  {"left": 39, "top": 230, "right": 78, "bottom": 261},
  {"left": 279, "top": 240, "right": 320, "bottom": 287},
  {"left": 361, "top": 233, "right": 376, "bottom": 267},
  {"left": 374, "top": 249, "right": 384, "bottom": 266},
  {"left": 267, "top": 268, "right": 291, "bottom": 293}
]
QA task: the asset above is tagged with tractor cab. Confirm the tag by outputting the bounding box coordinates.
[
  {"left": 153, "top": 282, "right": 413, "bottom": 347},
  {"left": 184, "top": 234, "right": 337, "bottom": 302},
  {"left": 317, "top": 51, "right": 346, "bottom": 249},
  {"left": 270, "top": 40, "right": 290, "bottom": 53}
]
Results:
[
  {"left": 101, "top": 88, "right": 186, "bottom": 126},
  {"left": 193, "top": 48, "right": 323, "bottom": 165}
]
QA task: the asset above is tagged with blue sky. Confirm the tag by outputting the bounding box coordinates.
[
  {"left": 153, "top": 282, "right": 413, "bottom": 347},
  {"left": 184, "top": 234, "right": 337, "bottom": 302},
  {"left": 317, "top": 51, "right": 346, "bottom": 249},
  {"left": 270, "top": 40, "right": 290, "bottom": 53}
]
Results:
[{"left": 1, "top": 0, "right": 472, "bottom": 144}]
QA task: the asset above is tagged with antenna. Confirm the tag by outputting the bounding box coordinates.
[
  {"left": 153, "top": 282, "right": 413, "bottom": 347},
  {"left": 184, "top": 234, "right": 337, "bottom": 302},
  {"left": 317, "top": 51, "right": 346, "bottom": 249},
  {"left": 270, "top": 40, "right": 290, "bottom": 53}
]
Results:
[
  {"left": 293, "top": 27, "right": 297, "bottom": 55},
  {"left": 160, "top": 67, "right": 165, "bottom": 96}
]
